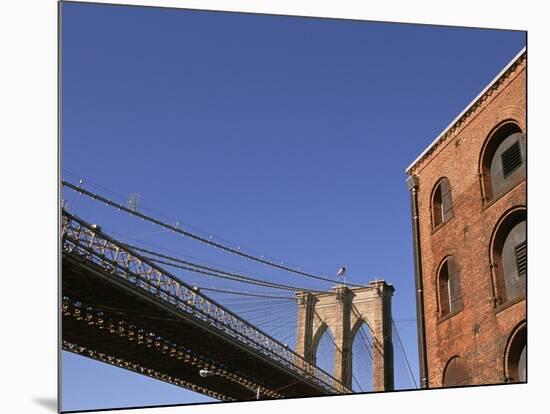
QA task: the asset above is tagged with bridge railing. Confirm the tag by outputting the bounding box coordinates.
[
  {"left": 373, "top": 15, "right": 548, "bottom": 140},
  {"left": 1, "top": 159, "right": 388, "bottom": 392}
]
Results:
[{"left": 62, "top": 211, "right": 348, "bottom": 395}]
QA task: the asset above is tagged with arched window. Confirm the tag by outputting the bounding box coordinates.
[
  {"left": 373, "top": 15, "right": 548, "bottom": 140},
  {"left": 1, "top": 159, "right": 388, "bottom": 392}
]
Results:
[
  {"left": 431, "top": 178, "right": 453, "bottom": 228},
  {"left": 505, "top": 322, "right": 527, "bottom": 383},
  {"left": 481, "top": 122, "right": 525, "bottom": 201},
  {"left": 443, "top": 356, "right": 470, "bottom": 387},
  {"left": 491, "top": 208, "right": 526, "bottom": 305},
  {"left": 437, "top": 256, "right": 462, "bottom": 317},
  {"left": 502, "top": 221, "right": 527, "bottom": 300}
]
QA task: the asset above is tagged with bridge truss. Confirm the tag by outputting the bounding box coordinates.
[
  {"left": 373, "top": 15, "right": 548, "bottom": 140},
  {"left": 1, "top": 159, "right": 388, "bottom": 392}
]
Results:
[{"left": 61, "top": 210, "right": 349, "bottom": 401}]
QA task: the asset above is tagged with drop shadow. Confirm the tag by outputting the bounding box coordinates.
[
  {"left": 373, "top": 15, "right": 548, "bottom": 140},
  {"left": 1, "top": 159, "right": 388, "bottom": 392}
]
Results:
[{"left": 33, "top": 397, "right": 58, "bottom": 412}]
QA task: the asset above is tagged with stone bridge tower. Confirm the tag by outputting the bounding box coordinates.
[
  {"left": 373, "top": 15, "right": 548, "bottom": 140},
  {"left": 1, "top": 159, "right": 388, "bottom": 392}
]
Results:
[{"left": 295, "top": 280, "right": 394, "bottom": 392}]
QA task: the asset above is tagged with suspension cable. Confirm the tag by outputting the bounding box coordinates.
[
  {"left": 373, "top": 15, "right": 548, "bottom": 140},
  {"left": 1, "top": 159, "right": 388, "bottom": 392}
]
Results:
[
  {"left": 356, "top": 325, "right": 374, "bottom": 361},
  {"left": 313, "top": 310, "right": 363, "bottom": 392},
  {"left": 62, "top": 179, "right": 366, "bottom": 287},
  {"left": 197, "top": 286, "right": 296, "bottom": 300},
  {"left": 125, "top": 242, "right": 330, "bottom": 294},
  {"left": 145, "top": 254, "right": 328, "bottom": 294},
  {"left": 392, "top": 318, "right": 418, "bottom": 389}
]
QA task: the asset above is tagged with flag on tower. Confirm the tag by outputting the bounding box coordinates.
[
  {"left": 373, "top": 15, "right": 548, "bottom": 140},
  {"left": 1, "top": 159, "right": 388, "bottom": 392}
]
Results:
[{"left": 336, "top": 266, "right": 346, "bottom": 278}]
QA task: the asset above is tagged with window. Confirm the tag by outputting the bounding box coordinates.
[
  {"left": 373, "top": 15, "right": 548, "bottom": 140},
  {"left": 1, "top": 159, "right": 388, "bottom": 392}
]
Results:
[
  {"left": 517, "top": 343, "right": 527, "bottom": 382},
  {"left": 492, "top": 208, "right": 527, "bottom": 305},
  {"left": 432, "top": 178, "right": 453, "bottom": 228},
  {"left": 481, "top": 123, "right": 525, "bottom": 201},
  {"left": 501, "top": 141, "right": 523, "bottom": 178},
  {"left": 515, "top": 240, "right": 527, "bottom": 277},
  {"left": 501, "top": 220, "right": 527, "bottom": 302},
  {"left": 438, "top": 256, "right": 462, "bottom": 317},
  {"left": 443, "top": 356, "right": 470, "bottom": 387},
  {"left": 505, "top": 322, "right": 526, "bottom": 383}
]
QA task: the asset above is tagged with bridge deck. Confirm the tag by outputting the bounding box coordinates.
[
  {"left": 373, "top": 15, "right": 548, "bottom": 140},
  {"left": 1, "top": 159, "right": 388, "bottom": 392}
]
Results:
[{"left": 61, "top": 212, "right": 345, "bottom": 401}]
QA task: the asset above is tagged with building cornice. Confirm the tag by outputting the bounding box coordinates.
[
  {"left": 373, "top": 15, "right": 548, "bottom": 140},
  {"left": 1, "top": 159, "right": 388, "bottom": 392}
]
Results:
[{"left": 406, "top": 47, "right": 526, "bottom": 175}]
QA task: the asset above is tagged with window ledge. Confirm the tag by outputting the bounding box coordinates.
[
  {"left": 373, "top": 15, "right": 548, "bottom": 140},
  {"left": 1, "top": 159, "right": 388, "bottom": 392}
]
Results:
[
  {"left": 431, "top": 215, "right": 456, "bottom": 236},
  {"left": 437, "top": 306, "right": 464, "bottom": 324},
  {"left": 494, "top": 294, "right": 526, "bottom": 315},
  {"left": 482, "top": 178, "right": 525, "bottom": 211}
]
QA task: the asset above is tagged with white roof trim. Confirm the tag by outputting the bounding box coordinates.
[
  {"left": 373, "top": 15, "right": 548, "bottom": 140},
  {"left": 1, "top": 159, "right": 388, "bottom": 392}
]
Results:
[{"left": 405, "top": 46, "right": 526, "bottom": 174}]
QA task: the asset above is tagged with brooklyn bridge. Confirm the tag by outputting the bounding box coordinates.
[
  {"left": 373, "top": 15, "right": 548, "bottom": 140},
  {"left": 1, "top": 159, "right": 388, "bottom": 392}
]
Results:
[{"left": 61, "top": 179, "right": 416, "bottom": 402}]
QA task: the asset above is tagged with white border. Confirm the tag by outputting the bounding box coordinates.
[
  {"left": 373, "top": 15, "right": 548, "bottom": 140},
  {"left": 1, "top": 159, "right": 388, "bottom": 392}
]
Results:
[{"left": 1, "top": 1, "right": 548, "bottom": 413}]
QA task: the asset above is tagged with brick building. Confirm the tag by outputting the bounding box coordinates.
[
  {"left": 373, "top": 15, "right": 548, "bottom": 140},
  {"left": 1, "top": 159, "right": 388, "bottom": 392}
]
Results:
[{"left": 406, "top": 49, "right": 526, "bottom": 388}]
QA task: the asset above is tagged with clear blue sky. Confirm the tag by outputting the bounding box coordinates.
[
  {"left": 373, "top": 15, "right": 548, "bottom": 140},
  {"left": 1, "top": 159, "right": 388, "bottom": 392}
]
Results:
[{"left": 60, "top": 1, "right": 525, "bottom": 411}]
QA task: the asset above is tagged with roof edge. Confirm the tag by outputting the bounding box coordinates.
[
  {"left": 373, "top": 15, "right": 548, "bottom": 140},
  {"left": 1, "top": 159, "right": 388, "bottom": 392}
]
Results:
[{"left": 405, "top": 46, "right": 526, "bottom": 174}]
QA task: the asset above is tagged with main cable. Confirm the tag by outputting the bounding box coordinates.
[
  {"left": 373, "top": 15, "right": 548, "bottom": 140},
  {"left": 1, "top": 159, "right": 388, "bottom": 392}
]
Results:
[
  {"left": 197, "top": 286, "right": 296, "bottom": 300},
  {"left": 62, "top": 179, "right": 366, "bottom": 288},
  {"left": 125, "top": 242, "right": 330, "bottom": 294},
  {"left": 145, "top": 255, "right": 328, "bottom": 294}
]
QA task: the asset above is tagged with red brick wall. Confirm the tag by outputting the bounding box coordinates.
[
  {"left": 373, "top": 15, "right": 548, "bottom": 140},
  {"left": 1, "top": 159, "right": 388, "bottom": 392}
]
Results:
[{"left": 409, "top": 57, "right": 526, "bottom": 387}]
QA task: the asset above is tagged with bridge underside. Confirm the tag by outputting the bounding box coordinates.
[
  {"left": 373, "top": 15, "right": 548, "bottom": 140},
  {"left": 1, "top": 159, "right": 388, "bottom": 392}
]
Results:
[{"left": 62, "top": 253, "right": 334, "bottom": 402}]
